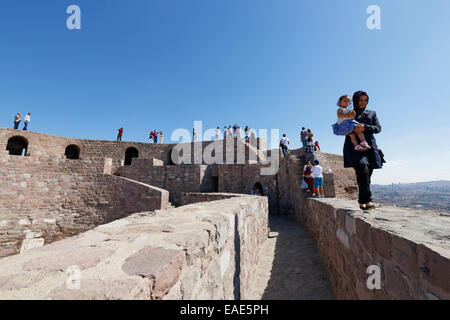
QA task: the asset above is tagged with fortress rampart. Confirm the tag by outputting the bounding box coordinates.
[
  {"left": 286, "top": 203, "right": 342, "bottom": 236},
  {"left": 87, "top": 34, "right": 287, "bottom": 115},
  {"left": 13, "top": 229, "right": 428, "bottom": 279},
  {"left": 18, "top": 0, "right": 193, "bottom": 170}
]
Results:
[
  {"left": 298, "top": 198, "right": 450, "bottom": 299},
  {"left": 0, "top": 195, "right": 268, "bottom": 300},
  {"left": 1, "top": 127, "right": 449, "bottom": 300},
  {"left": 0, "top": 151, "right": 169, "bottom": 257}
]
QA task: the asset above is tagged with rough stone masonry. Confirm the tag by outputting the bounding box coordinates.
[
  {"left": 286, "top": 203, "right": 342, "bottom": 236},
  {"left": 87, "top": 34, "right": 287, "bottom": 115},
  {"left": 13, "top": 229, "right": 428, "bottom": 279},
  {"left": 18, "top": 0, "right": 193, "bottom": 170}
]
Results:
[{"left": 1, "top": 126, "right": 449, "bottom": 300}]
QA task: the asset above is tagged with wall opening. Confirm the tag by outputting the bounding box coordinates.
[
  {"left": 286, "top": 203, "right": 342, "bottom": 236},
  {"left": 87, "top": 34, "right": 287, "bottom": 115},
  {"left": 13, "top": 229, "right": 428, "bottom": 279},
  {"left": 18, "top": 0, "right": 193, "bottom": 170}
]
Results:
[
  {"left": 6, "top": 136, "right": 28, "bottom": 156},
  {"left": 124, "top": 147, "right": 139, "bottom": 165},
  {"left": 252, "top": 182, "right": 264, "bottom": 196},
  {"left": 65, "top": 144, "right": 80, "bottom": 159},
  {"left": 211, "top": 177, "right": 219, "bottom": 192}
]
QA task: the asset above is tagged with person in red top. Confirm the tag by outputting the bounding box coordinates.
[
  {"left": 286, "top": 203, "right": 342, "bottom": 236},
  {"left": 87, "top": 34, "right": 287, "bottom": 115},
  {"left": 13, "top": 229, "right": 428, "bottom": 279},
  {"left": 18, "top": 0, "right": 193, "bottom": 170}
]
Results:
[
  {"left": 117, "top": 127, "right": 123, "bottom": 141},
  {"left": 153, "top": 129, "right": 158, "bottom": 143},
  {"left": 302, "top": 161, "right": 315, "bottom": 194},
  {"left": 314, "top": 141, "right": 321, "bottom": 151}
]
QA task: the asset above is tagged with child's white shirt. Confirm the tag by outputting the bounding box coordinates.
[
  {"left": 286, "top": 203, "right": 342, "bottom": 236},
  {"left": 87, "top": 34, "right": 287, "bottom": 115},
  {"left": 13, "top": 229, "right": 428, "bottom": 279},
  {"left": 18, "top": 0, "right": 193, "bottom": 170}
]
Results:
[
  {"left": 311, "top": 165, "right": 323, "bottom": 178},
  {"left": 337, "top": 107, "right": 351, "bottom": 124}
]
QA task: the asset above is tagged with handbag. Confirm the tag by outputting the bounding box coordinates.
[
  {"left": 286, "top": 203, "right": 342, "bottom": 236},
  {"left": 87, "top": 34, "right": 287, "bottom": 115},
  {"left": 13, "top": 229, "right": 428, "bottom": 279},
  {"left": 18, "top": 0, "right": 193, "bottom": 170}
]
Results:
[{"left": 301, "top": 180, "right": 308, "bottom": 189}]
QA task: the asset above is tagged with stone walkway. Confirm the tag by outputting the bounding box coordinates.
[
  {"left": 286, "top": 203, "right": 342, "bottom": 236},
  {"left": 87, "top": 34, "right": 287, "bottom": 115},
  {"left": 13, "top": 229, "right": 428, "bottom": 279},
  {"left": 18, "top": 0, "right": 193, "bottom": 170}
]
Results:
[{"left": 247, "top": 215, "right": 335, "bottom": 300}]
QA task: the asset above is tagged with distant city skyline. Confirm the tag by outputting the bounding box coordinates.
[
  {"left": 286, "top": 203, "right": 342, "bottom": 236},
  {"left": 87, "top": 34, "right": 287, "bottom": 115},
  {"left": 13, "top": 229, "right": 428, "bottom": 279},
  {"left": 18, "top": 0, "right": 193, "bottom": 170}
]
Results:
[{"left": 1, "top": 0, "right": 449, "bottom": 185}]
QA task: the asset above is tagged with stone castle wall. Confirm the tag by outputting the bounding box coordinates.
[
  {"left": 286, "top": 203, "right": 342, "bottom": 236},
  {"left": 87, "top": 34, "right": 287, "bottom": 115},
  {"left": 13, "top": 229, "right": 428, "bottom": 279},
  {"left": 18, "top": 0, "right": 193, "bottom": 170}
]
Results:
[
  {"left": 0, "top": 127, "right": 174, "bottom": 164},
  {"left": 0, "top": 152, "right": 169, "bottom": 258},
  {"left": 121, "top": 160, "right": 216, "bottom": 206},
  {"left": 0, "top": 195, "right": 269, "bottom": 300},
  {"left": 297, "top": 198, "right": 450, "bottom": 300},
  {"left": 179, "top": 193, "right": 239, "bottom": 206}
]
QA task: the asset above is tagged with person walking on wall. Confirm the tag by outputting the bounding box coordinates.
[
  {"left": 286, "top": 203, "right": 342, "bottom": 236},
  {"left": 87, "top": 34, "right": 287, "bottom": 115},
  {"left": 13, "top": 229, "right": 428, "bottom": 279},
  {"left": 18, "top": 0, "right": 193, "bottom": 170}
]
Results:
[
  {"left": 215, "top": 127, "right": 221, "bottom": 140},
  {"left": 311, "top": 160, "right": 324, "bottom": 198},
  {"left": 307, "top": 128, "right": 314, "bottom": 141},
  {"left": 23, "top": 113, "right": 31, "bottom": 131},
  {"left": 300, "top": 127, "right": 308, "bottom": 148},
  {"left": 304, "top": 137, "right": 315, "bottom": 163},
  {"left": 279, "top": 134, "right": 290, "bottom": 158},
  {"left": 14, "top": 113, "right": 21, "bottom": 129},
  {"left": 159, "top": 131, "right": 164, "bottom": 144},
  {"left": 153, "top": 130, "right": 158, "bottom": 143},
  {"left": 193, "top": 128, "right": 197, "bottom": 142},
  {"left": 343, "top": 90, "right": 383, "bottom": 210},
  {"left": 148, "top": 131, "right": 154, "bottom": 143},
  {"left": 117, "top": 127, "right": 123, "bottom": 141}
]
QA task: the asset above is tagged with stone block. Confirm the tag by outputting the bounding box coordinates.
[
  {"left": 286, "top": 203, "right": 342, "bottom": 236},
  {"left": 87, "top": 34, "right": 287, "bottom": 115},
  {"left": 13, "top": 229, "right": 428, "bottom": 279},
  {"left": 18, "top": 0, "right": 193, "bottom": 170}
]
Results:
[
  {"left": 370, "top": 228, "right": 392, "bottom": 260},
  {"left": 416, "top": 244, "right": 450, "bottom": 294},
  {"left": 122, "top": 246, "right": 185, "bottom": 299}
]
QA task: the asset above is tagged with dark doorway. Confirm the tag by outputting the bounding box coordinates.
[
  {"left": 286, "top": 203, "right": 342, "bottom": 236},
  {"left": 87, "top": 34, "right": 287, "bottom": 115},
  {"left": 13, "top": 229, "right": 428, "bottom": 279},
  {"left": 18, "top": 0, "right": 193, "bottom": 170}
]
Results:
[
  {"left": 6, "top": 136, "right": 28, "bottom": 156},
  {"left": 124, "top": 147, "right": 139, "bottom": 165},
  {"left": 211, "top": 177, "right": 219, "bottom": 192},
  {"left": 65, "top": 145, "right": 80, "bottom": 159},
  {"left": 252, "top": 182, "right": 264, "bottom": 196}
]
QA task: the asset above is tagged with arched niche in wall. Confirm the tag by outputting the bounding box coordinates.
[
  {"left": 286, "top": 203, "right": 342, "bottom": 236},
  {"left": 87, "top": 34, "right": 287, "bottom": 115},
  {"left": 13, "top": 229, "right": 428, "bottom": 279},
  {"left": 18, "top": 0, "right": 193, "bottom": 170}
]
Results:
[
  {"left": 124, "top": 147, "right": 139, "bottom": 166},
  {"left": 252, "top": 182, "right": 264, "bottom": 196},
  {"left": 65, "top": 144, "right": 81, "bottom": 160},
  {"left": 6, "top": 136, "right": 28, "bottom": 156}
]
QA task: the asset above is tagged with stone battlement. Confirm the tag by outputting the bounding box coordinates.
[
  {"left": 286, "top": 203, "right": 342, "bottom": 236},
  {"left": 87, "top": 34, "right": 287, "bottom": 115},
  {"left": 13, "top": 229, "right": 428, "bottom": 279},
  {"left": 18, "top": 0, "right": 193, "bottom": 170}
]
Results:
[
  {"left": 0, "top": 195, "right": 268, "bottom": 300},
  {"left": 299, "top": 198, "right": 450, "bottom": 300}
]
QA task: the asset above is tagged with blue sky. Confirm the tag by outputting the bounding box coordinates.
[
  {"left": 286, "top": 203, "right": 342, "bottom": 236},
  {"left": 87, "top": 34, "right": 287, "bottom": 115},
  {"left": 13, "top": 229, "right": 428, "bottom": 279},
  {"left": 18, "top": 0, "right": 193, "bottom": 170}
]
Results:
[{"left": 1, "top": 0, "right": 449, "bottom": 184}]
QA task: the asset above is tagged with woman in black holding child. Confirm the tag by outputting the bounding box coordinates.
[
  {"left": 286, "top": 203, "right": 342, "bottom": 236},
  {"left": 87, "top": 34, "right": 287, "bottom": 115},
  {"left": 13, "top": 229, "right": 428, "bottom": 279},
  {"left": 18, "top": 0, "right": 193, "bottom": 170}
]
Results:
[{"left": 343, "top": 91, "right": 383, "bottom": 210}]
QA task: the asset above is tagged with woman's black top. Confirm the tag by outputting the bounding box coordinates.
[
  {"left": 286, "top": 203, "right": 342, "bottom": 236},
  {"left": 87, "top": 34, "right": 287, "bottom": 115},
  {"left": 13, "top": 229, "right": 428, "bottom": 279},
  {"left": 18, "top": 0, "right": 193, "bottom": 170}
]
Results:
[{"left": 343, "top": 109, "right": 383, "bottom": 169}]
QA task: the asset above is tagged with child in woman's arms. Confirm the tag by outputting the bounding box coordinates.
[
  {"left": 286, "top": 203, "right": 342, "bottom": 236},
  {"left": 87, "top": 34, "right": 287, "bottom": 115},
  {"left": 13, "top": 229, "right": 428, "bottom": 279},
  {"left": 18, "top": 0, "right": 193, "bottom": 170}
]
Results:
[{"left": 332, "top": 95, "right": 371, "bottom": 152}]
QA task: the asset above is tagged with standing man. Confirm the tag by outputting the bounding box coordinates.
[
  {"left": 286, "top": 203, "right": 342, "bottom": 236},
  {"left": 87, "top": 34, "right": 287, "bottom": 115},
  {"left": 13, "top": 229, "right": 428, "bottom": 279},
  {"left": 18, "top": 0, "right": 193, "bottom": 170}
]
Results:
[
  {"left": 159, "top": 131, "right": 164, "bottom": 144},
  {"left": 193, "top": 128, "right": 197, "bottom": 142},
  {"left": 279, "top": 133, "right": 290, "bottom": 158},
  {"left": 23, "top": 113, "right": 31, "bottom": 131},
  {"left": 117, "top": 127, "right": 123, "bottom": 141},
  {"left": 154, "top": 130, "right": 158, "bottom": 143},
  {"left": 300, "top": 127, "right": 308, "bottom": 148},
  {"left": 215, "top": 127, "right": 220, "bottom": 140},
  {"left": 304, "top": 137, "right": 315, "bottom": 163},
  {"left": 14, "top": 113, "right": 21, "bottom": 129}
]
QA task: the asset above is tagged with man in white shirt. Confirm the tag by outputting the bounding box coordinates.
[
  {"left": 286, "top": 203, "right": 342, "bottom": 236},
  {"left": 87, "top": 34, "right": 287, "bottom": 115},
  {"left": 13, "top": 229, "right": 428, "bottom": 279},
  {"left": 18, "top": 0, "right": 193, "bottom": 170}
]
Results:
[
  {"left": 215, "top": 127, "right": 221, "bottom": 140},
  {"left": 23, "top": 113, "right": 31, "bottom": 131},
  {"left": 311, "top": 159, "right": 325, "bottom": 198},
  {"left": 279, "top": 134, "right": 290, "bottom": 158}
]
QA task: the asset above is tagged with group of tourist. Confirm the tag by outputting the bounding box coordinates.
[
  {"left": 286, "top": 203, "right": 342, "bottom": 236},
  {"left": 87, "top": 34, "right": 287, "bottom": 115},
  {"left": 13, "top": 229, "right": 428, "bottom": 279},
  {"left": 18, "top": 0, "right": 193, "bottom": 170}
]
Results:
[
  {"left": 278, "top": 127, "right": 320, "bottom": 160},
  {"left": 115, "top": 91, "right": 383, "bottom": 212},
  {"left": 218, "top": 124, "right": 253, "bottom": 143},
  {"left": 115, "top": 128, "right": 164, "bottom": 144},
  {"left": 302, "top": 160, "right": 325, "bottom": 198},
  {"left": 149, "top": 130, "right": 163, "bottom": 144},
  {"left": 11, "top": 89, "right": 382, "bottom": 211},
  {"left": 299, "top": 90, "right": 383, "bottom": 210},
  {"left": 12, "top": 112, "right": 31, "bottom": 131}
]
